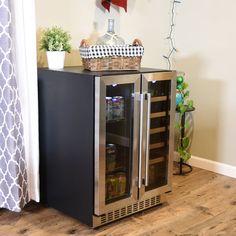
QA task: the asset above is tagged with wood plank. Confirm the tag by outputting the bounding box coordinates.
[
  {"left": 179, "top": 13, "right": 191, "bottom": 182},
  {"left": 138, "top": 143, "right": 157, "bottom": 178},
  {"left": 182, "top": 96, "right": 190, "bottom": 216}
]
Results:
[
  {"left": 149, "top": 142, "right": 165, "bottom": 149},
  {"left": 150, "top": 127, "right": 166, "bottom": 134},
  {"left": 0, "top": 167, "right": 236, "bottom": 235},
  {"left": 151, "top": 96, "right": 168, "bottom": 102},
  {"left": 149, "top": 156, "right": 165, "bottom": 165},
  {"left": 150, "top": 111, "right": 167, "bottom": 119}
]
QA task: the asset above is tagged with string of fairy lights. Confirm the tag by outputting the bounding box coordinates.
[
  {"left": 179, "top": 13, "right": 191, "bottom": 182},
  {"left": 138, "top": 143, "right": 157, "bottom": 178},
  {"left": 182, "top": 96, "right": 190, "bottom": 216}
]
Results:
[{"left": 163, "top": 0, "right": 181, "bottom": 70}]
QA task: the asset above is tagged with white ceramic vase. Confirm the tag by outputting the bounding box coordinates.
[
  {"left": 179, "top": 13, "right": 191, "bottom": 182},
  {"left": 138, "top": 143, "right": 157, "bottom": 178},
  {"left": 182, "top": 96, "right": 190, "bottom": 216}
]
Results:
[{"left": 46, "top": 51, "right": 65, "bottom": 69}]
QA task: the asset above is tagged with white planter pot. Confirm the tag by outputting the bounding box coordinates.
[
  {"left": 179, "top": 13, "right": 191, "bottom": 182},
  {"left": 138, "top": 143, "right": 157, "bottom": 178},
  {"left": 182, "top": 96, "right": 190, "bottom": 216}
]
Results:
[{"left": 46, "top": 51, "right": 65, "bottom": 69}]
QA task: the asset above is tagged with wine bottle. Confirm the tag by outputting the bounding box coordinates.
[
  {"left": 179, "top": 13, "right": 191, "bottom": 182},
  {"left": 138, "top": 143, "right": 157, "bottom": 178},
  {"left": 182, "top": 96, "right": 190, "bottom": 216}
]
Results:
[{"left": 96, "top": 19, "right": 125, "bottom": 46}]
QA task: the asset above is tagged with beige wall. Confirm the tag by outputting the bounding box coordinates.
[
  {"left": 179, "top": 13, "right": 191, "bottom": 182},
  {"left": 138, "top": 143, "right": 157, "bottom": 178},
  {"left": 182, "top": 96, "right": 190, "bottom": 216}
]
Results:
[
  {"left": 174, "top": 0, "right": 236, "bottom": 166},
  {"left": 35, "top": 0, "right": 170, "bottom": 68},
  {"left": 35, "top": 0, "right": 236, "bottom": 166}
]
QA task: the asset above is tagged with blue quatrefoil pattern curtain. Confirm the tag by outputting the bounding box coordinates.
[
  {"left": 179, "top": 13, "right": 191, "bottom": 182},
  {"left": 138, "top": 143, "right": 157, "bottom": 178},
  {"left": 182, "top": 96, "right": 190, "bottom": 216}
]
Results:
[{"left": 0, "top": 0, "right": 29, "bottom": 211}]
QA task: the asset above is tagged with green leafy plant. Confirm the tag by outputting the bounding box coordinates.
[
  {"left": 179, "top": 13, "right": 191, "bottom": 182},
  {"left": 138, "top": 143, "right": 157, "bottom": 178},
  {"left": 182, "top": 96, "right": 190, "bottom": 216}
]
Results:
[
  {"left": 175, "top": 74, "right": 194, "bottom": 162},
  {"left": 40, "top": 26, "right": 72, "bottom": 53}
]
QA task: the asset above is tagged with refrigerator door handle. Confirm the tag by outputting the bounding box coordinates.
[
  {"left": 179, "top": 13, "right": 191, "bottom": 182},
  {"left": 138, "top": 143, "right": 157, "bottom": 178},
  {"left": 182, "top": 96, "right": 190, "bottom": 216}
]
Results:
[
  {"left": 138, "top": 93, "right": 144, "bottom": 189},
  {"left": 145, "top": 93, "right": 151, "bottom": 186}
]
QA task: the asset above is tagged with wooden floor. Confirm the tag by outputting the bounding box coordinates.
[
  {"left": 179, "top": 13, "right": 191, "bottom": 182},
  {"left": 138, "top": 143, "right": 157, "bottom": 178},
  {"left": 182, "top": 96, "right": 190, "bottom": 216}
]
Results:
[{"left": 1, "top": 167, "right": 236, "bottom": 236}]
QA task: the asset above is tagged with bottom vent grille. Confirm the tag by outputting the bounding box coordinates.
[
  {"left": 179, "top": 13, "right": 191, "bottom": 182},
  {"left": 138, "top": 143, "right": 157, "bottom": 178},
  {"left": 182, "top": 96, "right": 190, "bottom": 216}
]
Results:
[
  {"left": 127, "top": 205, "right": 132, "bottom": 214},
  {"left": 94, "top": 195, "right": 162, "bottom": 227},
  {"left": 108, "top": 212, "right": 113, "bottom": 221},
  {"left": 133, "top": 203, "right": 138, "bottom": 212},
  {"left": 114, "top": 209, "right": 120, "bottom": 219},
  {"left": 139, "top": 201, "right": 144, "bottom": 210},
  {"left": 151, "top": 197, "right": 155, "bottom": 206},
  {"left": 121, "top": 207, "right": 126, "bottom": 216},
  {"left": 101, "top": 215, "right": 106, "bottom": 224}
]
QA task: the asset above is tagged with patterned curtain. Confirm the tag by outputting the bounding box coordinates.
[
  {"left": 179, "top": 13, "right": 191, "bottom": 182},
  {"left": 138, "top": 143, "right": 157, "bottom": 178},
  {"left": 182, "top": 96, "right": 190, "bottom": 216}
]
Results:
[{"left": 0, "top": 0, "right": 29, "bottom": 211}]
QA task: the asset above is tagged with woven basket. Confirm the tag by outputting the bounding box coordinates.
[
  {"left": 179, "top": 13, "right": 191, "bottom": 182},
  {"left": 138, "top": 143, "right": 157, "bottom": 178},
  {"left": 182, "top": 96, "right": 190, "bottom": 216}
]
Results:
[{"left": 79, "top": 39, "right": 143, "bottom": 71}]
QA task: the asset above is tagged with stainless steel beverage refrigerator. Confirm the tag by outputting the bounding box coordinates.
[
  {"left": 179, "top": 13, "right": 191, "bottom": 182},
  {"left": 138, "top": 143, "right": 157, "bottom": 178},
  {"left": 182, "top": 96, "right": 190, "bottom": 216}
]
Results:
[
  {"left": 93, "top": 71, "right": 176, "bottom": 226},
  {"left": 38, "top": 68, "right": 176, "bottom": 228}
]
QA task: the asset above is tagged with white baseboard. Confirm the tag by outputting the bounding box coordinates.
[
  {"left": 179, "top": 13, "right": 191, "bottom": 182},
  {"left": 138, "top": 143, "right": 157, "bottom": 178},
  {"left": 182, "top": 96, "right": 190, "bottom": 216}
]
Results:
[{"left": 188, "top": 155, "right": 236, "bottom": 179}]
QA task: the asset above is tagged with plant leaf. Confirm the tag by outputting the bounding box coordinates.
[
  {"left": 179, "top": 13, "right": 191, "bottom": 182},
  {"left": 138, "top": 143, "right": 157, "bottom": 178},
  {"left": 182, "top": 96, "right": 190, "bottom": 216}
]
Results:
[
  {"left": 182, "top": 137, "right": 190, "bottom": 149},
  {"left": 40, "top": 26, "right": 72, "bottom": 53},
  {"left": 179, "top": 104, "right": 187, "bottom": 114},
  {"left": 182, "top": 82, "right": 188, "bottom": 90},
  {"left": 184, "top": 90, "right": 189, "bottom": 98},
  {"left": 187, "top": 100, "right": 193, "bottom": 109},
  {"left": 185, "top": 122, "right": 190, "bottom": 129},
  {"left": 175, "top": 122, "right": 181, "bottom": 129}
]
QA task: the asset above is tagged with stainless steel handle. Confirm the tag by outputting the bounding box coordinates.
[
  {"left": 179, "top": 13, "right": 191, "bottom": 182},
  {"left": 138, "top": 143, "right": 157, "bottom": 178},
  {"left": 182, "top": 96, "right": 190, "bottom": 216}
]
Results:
[
  {"left": 138, "top": 93, "right": 144, "bottom": 188},
  {"left": 144, "top": 93, "right": 151, "bottom": 186}
]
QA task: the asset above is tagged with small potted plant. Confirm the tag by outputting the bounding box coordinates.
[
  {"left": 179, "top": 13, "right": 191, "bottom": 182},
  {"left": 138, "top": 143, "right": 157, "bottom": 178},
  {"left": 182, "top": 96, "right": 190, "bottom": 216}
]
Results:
[{"left": 40, "top": 26, "right": 72, "bottom": 69}]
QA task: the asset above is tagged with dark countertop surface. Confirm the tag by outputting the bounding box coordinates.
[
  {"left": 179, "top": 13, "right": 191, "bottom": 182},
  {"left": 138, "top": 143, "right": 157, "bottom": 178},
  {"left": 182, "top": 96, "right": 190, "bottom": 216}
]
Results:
[{"left": 38, "top": 66, "right": 175, "bottom": 77}]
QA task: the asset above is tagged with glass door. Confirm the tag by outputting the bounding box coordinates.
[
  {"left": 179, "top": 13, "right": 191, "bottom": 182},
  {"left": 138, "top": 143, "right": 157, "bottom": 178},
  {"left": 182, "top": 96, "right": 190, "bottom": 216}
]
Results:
[
  {"left": 105, "top": 83, "right": 134, "bottom": 203},
  {"left": 139, "top": 72, "right": 176, "bottom": 199},
  {"left": 147, "top": 79, "right": 171, "bottom": 190},
  {"left": 94, "top": 74, "right": 140, "bottom": 215}
]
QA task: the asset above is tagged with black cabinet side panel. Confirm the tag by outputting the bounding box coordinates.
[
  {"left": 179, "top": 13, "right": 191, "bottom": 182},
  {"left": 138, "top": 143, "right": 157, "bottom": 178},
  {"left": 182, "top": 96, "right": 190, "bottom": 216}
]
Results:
[{"left": 38, "top": 70, "right": 94, "bottom": 226}]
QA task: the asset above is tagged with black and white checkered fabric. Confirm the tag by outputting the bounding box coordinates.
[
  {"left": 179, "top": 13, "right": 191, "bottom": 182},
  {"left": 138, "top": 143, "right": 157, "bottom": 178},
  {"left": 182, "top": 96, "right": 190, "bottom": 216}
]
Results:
[{"left": 79, "top": 44, "right": 144, "bottom": 59}]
